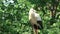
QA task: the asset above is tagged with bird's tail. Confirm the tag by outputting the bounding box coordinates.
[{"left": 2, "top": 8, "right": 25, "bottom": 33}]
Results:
[{"left": 37, "top": 21, "right": 43, "bottom": 30}]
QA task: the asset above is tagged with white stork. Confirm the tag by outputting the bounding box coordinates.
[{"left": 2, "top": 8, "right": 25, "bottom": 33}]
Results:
[{"left": 29, "top": 8, "right": 43, "bottom": 34}]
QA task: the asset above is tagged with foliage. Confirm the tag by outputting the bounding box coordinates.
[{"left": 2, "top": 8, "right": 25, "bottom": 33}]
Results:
[{"left": 0, "top": 0, "right": 60, "bottom": 34}]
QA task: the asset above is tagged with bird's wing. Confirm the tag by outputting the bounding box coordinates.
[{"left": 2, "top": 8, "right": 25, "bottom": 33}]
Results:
[{"left": 35, "top": 13, "right": 42, "bottom": 21}]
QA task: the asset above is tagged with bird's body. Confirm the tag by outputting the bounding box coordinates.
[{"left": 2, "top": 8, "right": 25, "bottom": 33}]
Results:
[{"left": 29, "top": 8, "right": 43, "bottom": 34}]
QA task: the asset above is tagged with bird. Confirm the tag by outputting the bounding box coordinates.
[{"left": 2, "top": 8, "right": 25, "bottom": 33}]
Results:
[{"left": 29, "top": 8, "right": 43, "bottom": 34}]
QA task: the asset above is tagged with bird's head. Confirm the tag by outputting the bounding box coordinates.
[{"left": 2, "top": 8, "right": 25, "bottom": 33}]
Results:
[{"left": 29, "top": 8, "right": 36, "bottom": 13}]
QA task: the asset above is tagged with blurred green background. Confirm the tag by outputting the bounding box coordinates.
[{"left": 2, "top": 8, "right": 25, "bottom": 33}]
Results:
[{"left": 0, "top": 0, "right": 60, "bottom": 34}]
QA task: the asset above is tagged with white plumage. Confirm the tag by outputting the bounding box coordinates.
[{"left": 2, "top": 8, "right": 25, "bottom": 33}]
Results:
[
  {"left": 34, "top": 12, "right": 42, "bottom": 21},
  {"left": 29, "top": 8, "right": 43, "bottom": 34},
  {"left": 29, "top": 8, "right": 42, "bottom": 26}
]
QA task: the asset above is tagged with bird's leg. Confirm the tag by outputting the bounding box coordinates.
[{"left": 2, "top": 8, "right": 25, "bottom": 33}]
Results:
[
  {"left": 32, "top": 25, "right": 36, "bottom": 34},
  {"left": 32, "top": 25, "right": 35, "bottom": 34},
  {"left": 35, "top": 29, "right": 38, "bottom": 34},
  {"left": 35, "top": 26, "right": 38, "bottom": 34},
  {"left": 32, "top": 25, "right": 38, "bottom": 34}
]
